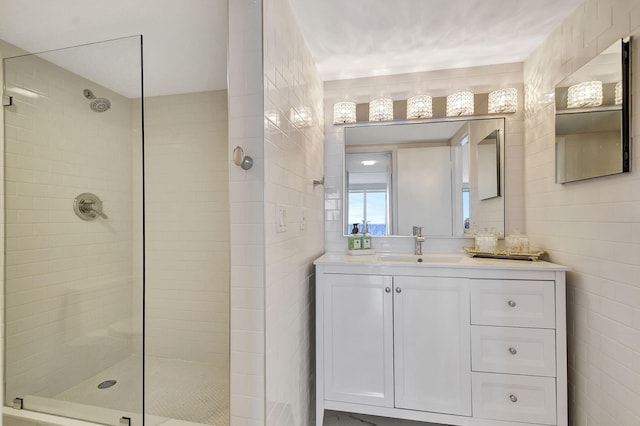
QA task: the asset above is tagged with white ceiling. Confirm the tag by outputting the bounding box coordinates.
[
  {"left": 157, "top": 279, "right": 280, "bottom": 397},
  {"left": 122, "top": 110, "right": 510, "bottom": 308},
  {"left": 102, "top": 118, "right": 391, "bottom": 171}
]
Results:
[
  {"left": 0, "top": 0, "right": 583, "bottom": 97},
  {"left": 289, "top": 0, "right": 584, "bottom": 81},
  {"left": 0, "top": 0, "right": 228, "bottom": 97}
]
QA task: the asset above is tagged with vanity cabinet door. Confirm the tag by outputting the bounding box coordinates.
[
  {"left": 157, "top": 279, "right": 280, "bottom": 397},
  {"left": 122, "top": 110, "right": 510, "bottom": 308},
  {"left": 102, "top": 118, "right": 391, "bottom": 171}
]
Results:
[
  {"left": 323, "top": 274, "right": 394, "bottom": 407},
  {"left": 393, "top": 276, "right": 472, "bottom": 416}
]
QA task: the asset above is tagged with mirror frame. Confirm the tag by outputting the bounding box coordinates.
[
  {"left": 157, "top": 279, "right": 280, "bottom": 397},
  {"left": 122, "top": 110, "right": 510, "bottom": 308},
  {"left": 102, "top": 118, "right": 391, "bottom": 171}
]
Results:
[
  {"left": 342, "top": 117, "right": 506, "bottom": 238},
  {"left": 554, "top": 38, "right": 631, "bottom": 183}
]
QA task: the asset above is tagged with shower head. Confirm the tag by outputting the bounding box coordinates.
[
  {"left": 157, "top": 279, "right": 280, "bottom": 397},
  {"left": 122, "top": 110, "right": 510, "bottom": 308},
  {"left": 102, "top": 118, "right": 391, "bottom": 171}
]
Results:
[
  {"left": 83, "top": 89, "right": 111, "bottom": 112},
  {"left": 90, "top": 98, "right": 111, "bottom": 113}
]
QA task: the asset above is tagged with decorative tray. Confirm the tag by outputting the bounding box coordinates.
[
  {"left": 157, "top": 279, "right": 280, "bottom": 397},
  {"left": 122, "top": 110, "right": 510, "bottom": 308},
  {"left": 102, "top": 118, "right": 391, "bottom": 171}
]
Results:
[{"left": 463, "top": 247, "right": 545, "bottom": 261}]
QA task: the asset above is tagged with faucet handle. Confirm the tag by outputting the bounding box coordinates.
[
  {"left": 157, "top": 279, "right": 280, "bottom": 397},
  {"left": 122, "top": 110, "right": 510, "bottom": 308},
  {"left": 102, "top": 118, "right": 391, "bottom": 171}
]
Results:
[{"left": 413, "top": 226, "right": 423, "bottom": 236}]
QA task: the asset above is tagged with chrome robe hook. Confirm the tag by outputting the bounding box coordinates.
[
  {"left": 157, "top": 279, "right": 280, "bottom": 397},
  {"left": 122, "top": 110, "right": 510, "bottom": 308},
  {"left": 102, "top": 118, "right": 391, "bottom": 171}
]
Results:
[{"left": 233, "top": 146, "right": 253, "bottom": 170}]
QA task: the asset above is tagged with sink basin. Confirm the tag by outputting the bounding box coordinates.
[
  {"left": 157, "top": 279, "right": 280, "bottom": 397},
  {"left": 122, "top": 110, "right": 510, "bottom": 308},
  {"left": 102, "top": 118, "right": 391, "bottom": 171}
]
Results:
[{"left": 378, "top": 253, "right": 465, "bottom": 264}]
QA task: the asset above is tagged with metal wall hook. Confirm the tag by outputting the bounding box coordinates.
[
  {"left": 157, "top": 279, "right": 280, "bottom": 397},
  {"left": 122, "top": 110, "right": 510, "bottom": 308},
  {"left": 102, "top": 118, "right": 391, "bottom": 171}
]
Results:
[{"left": 233, "top": 146, "right": 253, "bottom": 170}]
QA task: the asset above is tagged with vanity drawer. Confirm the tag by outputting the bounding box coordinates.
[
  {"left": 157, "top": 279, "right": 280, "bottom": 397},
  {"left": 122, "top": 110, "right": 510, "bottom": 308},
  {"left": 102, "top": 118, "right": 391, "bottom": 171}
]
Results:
[
  {"left": 471, "top": 280, "right": 555, "bottom": 328},
  {"left": 471, "top": 326, "right": 556, "bottom": 377},
  {"left": 472, "top": 372, "right": 557, "bottom": 425}
]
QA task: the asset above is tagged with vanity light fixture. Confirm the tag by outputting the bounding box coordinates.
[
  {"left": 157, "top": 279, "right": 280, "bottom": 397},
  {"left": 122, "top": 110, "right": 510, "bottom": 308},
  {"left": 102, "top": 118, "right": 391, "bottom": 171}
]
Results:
[
  {"left": 361, "top": 160, "right": 377, "bottom": 166},
  {"left": 567, "top": 81, "right": 603, "bottom": 108},
  {"left": 290, "top": 105, "right": 312, "bottom": 127},
  {"left": 406, "top": 95, "right": 433, "bottom": 119},
  {"left": 488, "top": 88, "right": 518, "bottom": 113},
  {"left": 614, "top": 81, "right": 622, "bottom": 105},
  {"left": 446, "top": 91, "right": 474, "bottom": 116},
  {"left": 333, "top": 101, "right": 356, "bottom": 124},
  {"left": 369, "top": 98, "right": 394, "bottom": 121}
]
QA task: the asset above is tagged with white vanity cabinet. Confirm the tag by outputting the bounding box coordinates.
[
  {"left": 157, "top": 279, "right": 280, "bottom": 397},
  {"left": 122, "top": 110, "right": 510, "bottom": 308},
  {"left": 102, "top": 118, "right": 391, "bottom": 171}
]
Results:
[{"left": 314, "top": 254, "right": 568, "bottom": 426}]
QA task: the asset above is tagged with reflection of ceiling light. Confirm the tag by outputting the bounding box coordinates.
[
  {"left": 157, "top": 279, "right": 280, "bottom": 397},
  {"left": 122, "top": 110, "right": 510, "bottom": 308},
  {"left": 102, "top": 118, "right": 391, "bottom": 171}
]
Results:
[
  {"left": 406, "top": 95, "right": 433, "bottom": 119},
  {"left": 369, "top": 98, "right": 394, "bottom": 121},
  {"left": 9, "top": 87, "right": 40, "bottom": 99},
  {"left": 615, "top": 81, "right": 622, "bottom": 105},
  {"left": 264, "top": 110, "right": 280, "bottom": 128},
  {"left": 567, "top": 81, "right": 603, "bottom": 108},
  {"left": 333, "top": 101, "right": 356, "bottom": 124},
  {"left": 361, "top": 160, "right": 377, "bottom": 166},
  {"left": 488, "top": 88, "right": 518, "bottom": 113},
  {"left": 290, "top": 105, "right": 312, "bottom": 127},
  {"left": 446, "top": 91, "right": 474, "bottom": 116}
]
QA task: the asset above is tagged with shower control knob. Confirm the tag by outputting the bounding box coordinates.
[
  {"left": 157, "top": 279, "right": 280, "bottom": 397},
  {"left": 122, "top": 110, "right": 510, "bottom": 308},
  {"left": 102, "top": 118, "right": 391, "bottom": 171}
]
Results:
[
  {"left": 507, "top": 300, "right": 517, "bottom": 308},
  {"left": 509, "top": 347, "right": 517, "bottom": 355}
]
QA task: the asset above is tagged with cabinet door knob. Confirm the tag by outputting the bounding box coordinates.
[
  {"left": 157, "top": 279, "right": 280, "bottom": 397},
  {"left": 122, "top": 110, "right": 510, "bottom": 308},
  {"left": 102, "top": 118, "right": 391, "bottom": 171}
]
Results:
[
  {"left": 385, "top": 287, "right": 391, "bottom": 293},
  {"left": 507, "top": 300, "right": 517, "bottom": 308},
  {"left": 509, "top": 394, "right": 518, "bottom": 403},
  {"left": 396, "top": 287, "right": 402, "bottom": 293},
  {"left": 509, "top": 347, "right": 517, "bottom": 355}
]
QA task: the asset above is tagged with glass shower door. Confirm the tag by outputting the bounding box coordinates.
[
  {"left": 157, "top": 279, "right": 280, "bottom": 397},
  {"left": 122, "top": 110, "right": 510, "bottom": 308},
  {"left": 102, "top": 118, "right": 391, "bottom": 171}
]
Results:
[{"left": 3, "top": 36, "right": 144, "bottom": 425}]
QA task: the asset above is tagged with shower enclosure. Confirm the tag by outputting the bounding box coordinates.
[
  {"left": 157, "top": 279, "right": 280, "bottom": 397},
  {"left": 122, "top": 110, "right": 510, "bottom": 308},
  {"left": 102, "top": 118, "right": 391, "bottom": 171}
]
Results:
[{"left": 3, "top": 36, "right": 229, "bottom": 426}]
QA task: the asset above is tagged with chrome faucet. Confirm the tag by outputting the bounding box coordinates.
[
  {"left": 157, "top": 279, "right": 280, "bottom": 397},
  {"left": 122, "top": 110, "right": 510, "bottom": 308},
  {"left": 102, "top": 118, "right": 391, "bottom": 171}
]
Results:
[{"left": 413, "top": 226, "right": 425, "bottom": 255}]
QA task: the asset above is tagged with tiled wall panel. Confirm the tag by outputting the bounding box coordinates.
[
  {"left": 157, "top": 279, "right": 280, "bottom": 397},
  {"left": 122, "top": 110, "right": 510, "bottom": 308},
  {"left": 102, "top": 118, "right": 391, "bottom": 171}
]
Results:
[
  {"left": 263, "top": 0, "right": 325, "bottom": 425},
  {"left": 523, "top": 2, "right": 640, "bottom": 424},
  {"left": 228, "top": 1, "right": 267, "bottom": 425},
  {"left": 143, "top": 91, "right": 229, "bottom": 365}
]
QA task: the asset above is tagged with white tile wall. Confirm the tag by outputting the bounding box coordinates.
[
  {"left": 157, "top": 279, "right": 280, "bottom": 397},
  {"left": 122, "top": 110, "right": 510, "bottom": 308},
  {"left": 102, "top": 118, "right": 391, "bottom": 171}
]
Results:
[
  {"left": 324, "top": 64, "right": 525, "bottom": 253},
  {"left": 1, "top": 41, "right": 138, "bottom": 402},
  {"left": 228, "top": 0, "right": 267, "bottom": 425},
  {"left": 262, "top": 0, "right": 324, "bottom": 425},
  {"left": 143, "top": 91, "right": 229, "bottom": 365},
  {"left": 523, "top": 1, "right": 640, "bottom": 424}
]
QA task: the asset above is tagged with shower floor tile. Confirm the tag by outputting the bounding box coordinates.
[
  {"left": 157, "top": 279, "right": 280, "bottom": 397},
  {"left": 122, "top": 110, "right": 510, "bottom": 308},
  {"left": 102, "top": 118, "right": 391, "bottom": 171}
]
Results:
[{"left": 54, "top": 355, "right": 228, "bottom": 426}]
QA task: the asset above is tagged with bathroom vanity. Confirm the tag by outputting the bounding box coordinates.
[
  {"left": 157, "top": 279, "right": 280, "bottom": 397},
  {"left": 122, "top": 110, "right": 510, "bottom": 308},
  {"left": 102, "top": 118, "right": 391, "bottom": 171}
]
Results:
[{"left": 314, "top": 253, "right": 568, "bottom": 426}]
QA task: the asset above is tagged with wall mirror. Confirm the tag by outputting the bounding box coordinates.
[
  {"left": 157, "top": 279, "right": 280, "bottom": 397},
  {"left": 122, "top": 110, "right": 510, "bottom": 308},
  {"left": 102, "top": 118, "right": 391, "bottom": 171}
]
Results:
[
  {"left": 555, "top": 38, "right": 630, "bottom": 183},
  {"left": 344, "top": 117, "right": 505, "bottom": 238}
]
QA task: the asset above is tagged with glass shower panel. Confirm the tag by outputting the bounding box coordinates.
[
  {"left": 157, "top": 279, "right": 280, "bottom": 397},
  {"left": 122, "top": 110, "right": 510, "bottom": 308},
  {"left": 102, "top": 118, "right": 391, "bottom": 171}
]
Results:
[{"left": 3, "top": 36, "right": 143, "bottom": 425}]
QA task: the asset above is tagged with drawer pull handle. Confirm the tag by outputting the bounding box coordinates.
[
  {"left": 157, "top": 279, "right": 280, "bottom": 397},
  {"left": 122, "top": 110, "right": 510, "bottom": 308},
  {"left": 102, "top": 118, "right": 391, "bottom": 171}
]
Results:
[
  {"left": 509, "top": 394, "right": 518, "bottom": 403},
  {"left": 507, "top": 300, "right": 517, "bottom": 308},
  {"left": 509, "top": 347, "right": 517, "bottom": 355},
  {"left": 396, "top": 287, "right": 402, "bottom": 293},
  {"left": 385, "top": 287, "right": 391, "bottom": 293}
]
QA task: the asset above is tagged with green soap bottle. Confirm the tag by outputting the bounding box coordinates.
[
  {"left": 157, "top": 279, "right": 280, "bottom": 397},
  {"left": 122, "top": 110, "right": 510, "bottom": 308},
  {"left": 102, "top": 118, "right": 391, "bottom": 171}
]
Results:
[{"left": 348, "top": 223, "right": 362, "bottom": 250}]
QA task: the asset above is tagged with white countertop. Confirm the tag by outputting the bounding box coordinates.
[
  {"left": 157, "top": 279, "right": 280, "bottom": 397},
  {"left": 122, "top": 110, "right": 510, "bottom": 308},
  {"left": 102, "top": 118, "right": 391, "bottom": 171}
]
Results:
[{"left": 314, "top": 252, "right": 570, "bottom": 272}]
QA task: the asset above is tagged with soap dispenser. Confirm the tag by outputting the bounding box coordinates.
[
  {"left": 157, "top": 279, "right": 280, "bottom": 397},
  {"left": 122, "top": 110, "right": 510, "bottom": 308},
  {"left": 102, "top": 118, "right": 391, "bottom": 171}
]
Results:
[
  {"left": 361, "top": 221, "right": 372, "bottom": 249},
  {"left": 348, "top": 223, "right": 362, "bottom": 250}
]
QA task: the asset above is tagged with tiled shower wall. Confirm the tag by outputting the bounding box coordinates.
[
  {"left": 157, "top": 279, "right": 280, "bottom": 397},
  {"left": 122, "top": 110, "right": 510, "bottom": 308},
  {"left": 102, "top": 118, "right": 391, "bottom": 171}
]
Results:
[
  {"left": 263, "top": 0, "right": 324, "bottom": 425},
  {"left": 523, "top": 2, "right": 640, "bottom": 425},
  {"left": 143, "top": 91, "right": 229, "bottom": 364},
  {"left": 1, "top": 41, "right": 137, "bottom": 400},
  {"left": 323, "top": 64, "right": 525, "bottom": 253},
  {"left": 228, "top": 0, "right": 266, "bottom": 424}
]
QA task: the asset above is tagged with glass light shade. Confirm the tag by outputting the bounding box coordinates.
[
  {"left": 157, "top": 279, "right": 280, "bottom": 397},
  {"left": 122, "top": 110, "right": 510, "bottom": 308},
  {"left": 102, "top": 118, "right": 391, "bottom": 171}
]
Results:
[
  {"left": 567, "top": 81, "right": 603, "bottom": 108},
  {"left": 446, "top": 91, "right": 474, "bottom": 116},
  {"left": 406, "top": 95, "right": 433, "bottom": 119},
  {"left": 369, "top": 98, "right": 394, "bottom": 121},
  {"left": 488, "top": 88, "right": 518, "bottom": 113},
  {"left": 290, "top": 105, "right": 312, "bottom": 127},
  {"left": 615, "top": 81, "right": 622, "bottom": 105},
  {"left": 333, "top": 101, "right": 356, "bottom": 124},
  {"left": 264, "top": 110, "right": 280, "bottom": 128}
]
